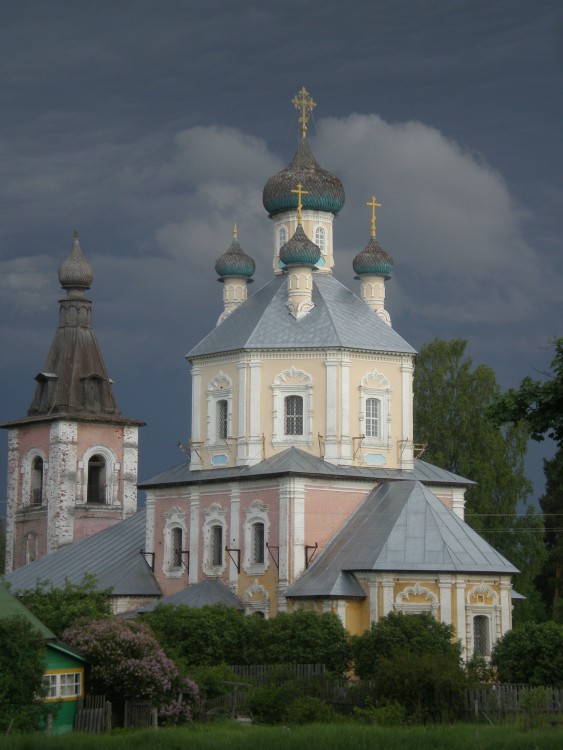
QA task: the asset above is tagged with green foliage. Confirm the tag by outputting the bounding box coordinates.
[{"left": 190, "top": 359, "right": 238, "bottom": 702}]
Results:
[
  {"left": 187, "top": 664, "right": 246, "bottom": 700},
  {"left": 353, "top": 699, "right": 407, "bottom": 726},
  {"left": 263, "top": 610, "right": 350, "bottom": 675},
  {"left": 0, "top": 615, "right": 50, "bottom": 733},
  {"left": 352, "top": 611, "right": 461, "bottom": 679},
  {"left": 413, "top": 338, "right": 545, "bottom": 618},
  {"left": 491, "top": 620, "right": 563, "bottom": 687},
  {"left": 62, "top": 618, "right": 199, "bottom": 721},
  {"left": 16, "top": 574, "right": 112, "bottom": 637},
  {"left": 489, "top": 337, "right": 563, "bottom": 449},
  {"left": 144, "top": 605, "right": 350, "bottom": 676},
  {"left": 284, "top": 695, "right": 334, "bottom": 724},
  {"left": 536, "top": 448, "right": 563, "bottom": 622},
  {"left": 248, "top": 679, "right": 302, "bottom": 724}
]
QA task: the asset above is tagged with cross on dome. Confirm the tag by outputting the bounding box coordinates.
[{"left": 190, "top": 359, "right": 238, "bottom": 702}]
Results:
[
  {"left": 290, "top": 182, "right": 309, "bottom": 224},
  {"left": 292, "top": 86, "right": 316, "bottom": 139},
  {"left": 366, "top": 195, "right": 382, "bottom": 239}
]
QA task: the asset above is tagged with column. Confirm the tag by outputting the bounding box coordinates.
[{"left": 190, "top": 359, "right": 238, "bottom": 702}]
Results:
[
  {"left": 189, "top": 487, "right": 200, "bottom": 583},
  {"left": 190, "top": 365, "right": 202, "bottom": 470},
  {"left": 340, "top": 360, "right": 351, "bottom": 462},
  {"left": 325, "top": 357, "right": 338, "bottom": 461}
]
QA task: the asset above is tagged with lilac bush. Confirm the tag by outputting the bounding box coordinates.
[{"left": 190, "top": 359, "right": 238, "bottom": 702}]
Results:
[{"left": 63, "top": 618, "right": 198, "bottom": 722}]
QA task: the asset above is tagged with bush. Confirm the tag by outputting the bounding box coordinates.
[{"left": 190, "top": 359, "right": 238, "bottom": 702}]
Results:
[
  {"left": 491, "top": 621, "right": 563, "bottom": 687},
  {"left": 353, "top": 699, "right": 407, "bottom": 726},
  {"left": 285, "top": 695, "right": 334, "bottom": 724}
]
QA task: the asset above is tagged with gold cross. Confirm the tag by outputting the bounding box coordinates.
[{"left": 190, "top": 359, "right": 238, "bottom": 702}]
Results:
[
  {"left": 366, "top": 195, "right": 382, "bottom": 238},
  {"left": 233, "top": 222, "right": 238, "bottom": 240},
  {"left": 292, "top": 87, "right": 316, "bottom": 139},
  {"left": 291, "top": 182, "right": 309, "bottom": 223}
]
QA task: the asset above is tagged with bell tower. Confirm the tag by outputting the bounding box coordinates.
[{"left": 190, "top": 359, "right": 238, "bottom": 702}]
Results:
[{"left": 2, "top": 230, "right": 144, "bottom": 572}]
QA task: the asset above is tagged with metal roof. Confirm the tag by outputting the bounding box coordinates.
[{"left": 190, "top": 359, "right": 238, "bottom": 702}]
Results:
[
  {"left": 286, "top": 480, "right": 518, "bottom": 599},
  {"left": 139, "top": 447, "right": 475, "bottom": 489},
  {"left": 4, "top": 510, "right": 161, "bottom": 597},
  {"left": 137, "top": 578, "right": 245, "bottom": 613},
  {"left": 188, "top": 273, "right": 415, "bottom": 359}
]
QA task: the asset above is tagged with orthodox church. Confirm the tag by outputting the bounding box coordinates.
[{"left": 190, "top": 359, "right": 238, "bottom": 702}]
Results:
[{"left": 3, "top": 89, "right": 518, "bottom": 659}]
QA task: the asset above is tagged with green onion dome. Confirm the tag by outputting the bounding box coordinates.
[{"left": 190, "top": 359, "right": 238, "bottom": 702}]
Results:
[
  {"left": 58, "top": 229, "right": 94, "bottom": 290},
  {"left": 263, "top": 139, "right": 345, "bottom": 217},
  {"left": 279, "top": 224, "right": 321, "bottom": 267},
  {"left": 352, "top": 237, "right": 394, "bottom": 279},
  {"left": 215, "top": 236, "right": 256, "bottom": 278}
]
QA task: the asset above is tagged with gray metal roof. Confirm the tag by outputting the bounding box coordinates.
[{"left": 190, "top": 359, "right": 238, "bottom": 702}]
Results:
[
  {"left": 4, "top": 510, "right": 161, "bottom": 597},
  {"left": 188, "top": 274, "right": 415, "bottom": 359},
  {"left": 137, "top": 578, "right": 245, "bottom": 613},
  {"left": 139, "top": 447, "right": 474, "bottom": 489},
  {"left": 286, "top": 480, "right": 518, "bottom": 599}
]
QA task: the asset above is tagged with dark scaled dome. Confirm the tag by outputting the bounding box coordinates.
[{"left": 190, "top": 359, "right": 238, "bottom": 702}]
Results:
[
  {"left": 58, "top": 229, "right": 94, "bottom": 290},
  {"left": 353, "top": 237, "right": 394, "bottom": 279},
  {"left": 215, "top": 235, "right": 256, "bottom": 278},
  {"left": 279, "top": 224, "right": 321, "bottom": 267},
  {"left": 263, "top": 139, "right": 345, "bottom": 217}
]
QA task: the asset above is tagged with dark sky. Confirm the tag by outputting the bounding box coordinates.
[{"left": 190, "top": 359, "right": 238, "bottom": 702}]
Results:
[{"left": 1, "top": 0, "right": 561, "bottom": 513}]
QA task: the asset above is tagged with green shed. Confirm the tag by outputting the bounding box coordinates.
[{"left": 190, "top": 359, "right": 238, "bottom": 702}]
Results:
[{"left": 0, "top": 584, "right": 86, "bottom": 734}]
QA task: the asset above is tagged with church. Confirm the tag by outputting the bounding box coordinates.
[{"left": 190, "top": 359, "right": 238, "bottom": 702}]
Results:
[{"left": 3, "top": 89, "right": 518, "bottom": 659}]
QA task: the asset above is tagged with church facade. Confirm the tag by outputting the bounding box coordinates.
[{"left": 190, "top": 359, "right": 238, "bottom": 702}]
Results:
[{"left": 139, "top": 89, "right": 518, "bottom": 659}]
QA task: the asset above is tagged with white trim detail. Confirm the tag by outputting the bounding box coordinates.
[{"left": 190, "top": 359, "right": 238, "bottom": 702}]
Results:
[
  {"left": 206, "top": 371, "right": 233, "bottom": 448},
  {"left": 359, "top": 368, "right": 392, "bottom": 451},
  {"left": 202, "top": 502, "right": 227, "bottom": 577},
  {"left": 243, "top": 500, "right": 270, "bottom": 576},
  {"left": 21, "top": 448, "right": 48, "bottom": 507},
  {"left": 395, "top": 582, "right": 439, "bottom": 616},
  {"left": 162, "top": 506, "right": 187, "bottom": 579},
  {"left": 272, "top": 367, "right": 314, "bottom": 448},
  {"left": 78, "top": 445, "right": 119, "bottom": 505},
  {"left": 243, "top": 579, "right": 270, "bottom": 618}
]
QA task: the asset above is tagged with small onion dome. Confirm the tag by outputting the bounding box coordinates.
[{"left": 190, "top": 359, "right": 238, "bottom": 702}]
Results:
[
  {"left": 279, "top": 224, "right": 321, "bottom": 267},
  {"left": 263, "top": 139, "right": 345, "bottom": 217},
  {"left": 58, "top": 229, "right": 94, "bottom": 290},
  {"left": 215, "top": 236, "right": 256, "bottom": 278},
  {"left": 353, "top": 237, "right": 394, "bottom": 279}
]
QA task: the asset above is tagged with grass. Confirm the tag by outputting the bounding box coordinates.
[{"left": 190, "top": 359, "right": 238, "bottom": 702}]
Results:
[{"left": 1, "top": 723, "right": 563, "bottom": 750}]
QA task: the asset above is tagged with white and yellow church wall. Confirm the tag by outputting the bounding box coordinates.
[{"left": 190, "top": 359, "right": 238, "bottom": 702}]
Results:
[
  {"left": 288, "top": 572, "right": 512, "bottom": 658},
  {"left": 272, "top": 209, "right": 335, "bottom": 275},
  {"left": 189, "top": 347, "right": 415, "bottom": 472}
]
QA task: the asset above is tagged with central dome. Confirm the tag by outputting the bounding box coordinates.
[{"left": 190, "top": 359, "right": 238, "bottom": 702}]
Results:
[{"left": 263, "top": 139, "right": 345, "bottom": 217}]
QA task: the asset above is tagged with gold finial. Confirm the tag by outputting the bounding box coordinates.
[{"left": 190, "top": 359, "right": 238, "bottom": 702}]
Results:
[
  {"left": 233, "top": 222, "right": 238, "bottom": 240},
  {"left": 292, "top": 86, "right": 316, "bottom": 139},
  {"left": 291, "top": 182, "right": 309, "bottom": 224},
  {"left": 366, "top": 195, "right": 382, "bottom": 239}
]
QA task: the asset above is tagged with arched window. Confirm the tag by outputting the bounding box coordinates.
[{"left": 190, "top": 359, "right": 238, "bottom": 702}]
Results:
[
  {"left": 217, "top": 399, "right": 228, "bottom": 440},
  {"left": 25, "top": 533, "right": 38, "bottom": 565},
  {"left": 171, "top": 527, "right": 183, "bottom": 568},
  {"left": 278, "top": 226, "right": 288, "bottom": 249},
  {"left": 30, "top": 457, "right": 44, "bottom": 505},
  {"left": 211, "top": 524, "right": 223, "bottom": 567},
  {"left": 473, "top": 615, "right": 490, "bottom": 657},
  {"left": 284, "top": 395, "right": 303, "bottom": 435},
  {"left": 251, "top": 522, "right": 265, "bottom": 565},
  {"left": 314, "top": 227, "right": 326, "bottom": 254},
  {"left": 365, "top": 398, "right": 380, "bottom": 438},
  {"left": 87, "top": 454, "right": 106, "bottom": 503}
]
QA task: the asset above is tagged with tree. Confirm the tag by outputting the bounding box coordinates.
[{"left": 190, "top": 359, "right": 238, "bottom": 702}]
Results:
[
  {"left": 489, "top": 337, "right": 563, "bottom": 448},
  {"left": 62, "top": 618, "right": 198, "bottom": 721},
  {"left": 16, "top": 574, "right": 112, "bottom": 637},
  {"left": 492, "top": 621, "right": 563, "bottom": 687},
  {"left": 0, "top": 615, "right": 49, "bottom": 733},
  {"left": 537, "top": 449, "right": 563, "bottom": 621},
  {"left": 352, "top": 611, "right": 462, "bottom": 679},
  {"left": 413, "top": 338, "right": 545, "bottom": 620}
]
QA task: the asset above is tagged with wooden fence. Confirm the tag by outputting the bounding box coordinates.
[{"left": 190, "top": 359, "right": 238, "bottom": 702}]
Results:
[
  {"left": 230, "top": 663, "right": 325, "bottom": 683},
  {"left": 465, "top": 684, "right": 563, "bottom": 722},
  {"left": 74, "top": 695, "right": 112, "bottom": 733}
]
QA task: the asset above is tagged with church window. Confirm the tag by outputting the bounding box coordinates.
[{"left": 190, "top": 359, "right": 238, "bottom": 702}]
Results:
[
  {"left": 473, "top": 615, "right": 490, "bottom": 657},
  {"left": 217, "top": 399, "right": 228, "bottom": 440},
  {"left": 278, "top": 226, "right": 288, "bottom": 249},
  {"left": 30, "top": 457, "right": 44, "bottom": 505},
  {"left": 211, "top": 525, "right": 223, "bottom": 567},
  {"left": 251, "top": 522, "right": 265, "bottom": 565},
  {"left": 359, "top": 368, "right": 392, "bottom": 449},
  {"left": 171, "top": 527, "right": 183, "bottom": 568},
  {"left": 284, "top": 395, "right": 303, "bottom": 435},
  {"left": 87, "top": 454, "right": 106, "bottom": 503},
  {"left": 25, "top": 532, "right": 38, "bottom": 565},
  {"left": 314, "top": 226, "right": 326, "bottom": 254},
  {"left": 243, "top": 500, "right": 269, "bottom": 575},
  {"left": 272, "top": 368, "right": 313, "bottom": 448},
  {"left": 365, "top": 398, "right": 380, "bottom": 438}
]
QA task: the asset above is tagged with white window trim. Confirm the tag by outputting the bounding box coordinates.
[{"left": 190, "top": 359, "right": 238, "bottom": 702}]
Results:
[
  {"left": 78, "top": 445, "right": 119, "bottom": 505},
  {"left": 206, "top": 371, "right": 233, "bottom": 448},
  {"left": 202, "top": 503, "right": 227, "bottom": 577},
  {"left": 466, "top": 582, "right": 500, "bottom": 659},
  {"left": 359, "top": 368, "right": 392, "bottom": 449},
  {"left": 278, "top": 226, "right": 288, "bottom": 250},
  {"left": 243, "top": 579, "right": 270, "bottom": 619},
  {"left": 243, "top": 500, "right": 270, "bottom": 576},
  {"left": 313, "top": 225, "right": 327, "bottom": 255},
  {"left": 44, "top": 671, "right": 83, "bottom": 701},
  {"left": 163, "top": 506, "right": 187, "bottom": 579},
  {"left": 395, "top": 583, "right": 439, "bottom": 616},
  {"left": 272, "top": 367, "right": 314, "bottom": 448},
  {"left": 21, "top": 448, "right": 48, "bottom": 507}
]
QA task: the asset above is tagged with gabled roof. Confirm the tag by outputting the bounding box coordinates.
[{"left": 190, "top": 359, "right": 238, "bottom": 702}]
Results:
[
  {"left": 137, "top": 578, "right": 245, "bottom": 613},
  {"left": 139, "top": 447, "right": 474, "bottom": 489},
  {"left": 4, "top": 510, "right": 161, "bottom": 597},
  {"left": 286, "top": 480, "right": 518, "bottom": 599},
  {"left": 188, "top": 274, "right": 415, "bottom": 358},
  {"left": 0, "top": 583, "right": 55, "bottom": 639}
]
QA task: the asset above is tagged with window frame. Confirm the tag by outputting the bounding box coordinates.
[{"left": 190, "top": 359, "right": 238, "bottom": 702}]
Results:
[
  {"left": 359, "top": 368, "right": 392, "bottom": 449},
  {"left": 43, "top": 670, "right": 83, "bottom": 702},
  {"left": 243, "top": 500, "right": 270, "bottom": 575},
  {"left": 206, "top": 372, "right": 233, "bottom": 448},
  {"left": 272, "top": 368, "right": 314, "bottom": 448},
  {"left": 202, "top": 503, "right": 227, "bottom": 576},
  {"left": 163, "top": 506, "right": 187, "bottom": 579}
]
